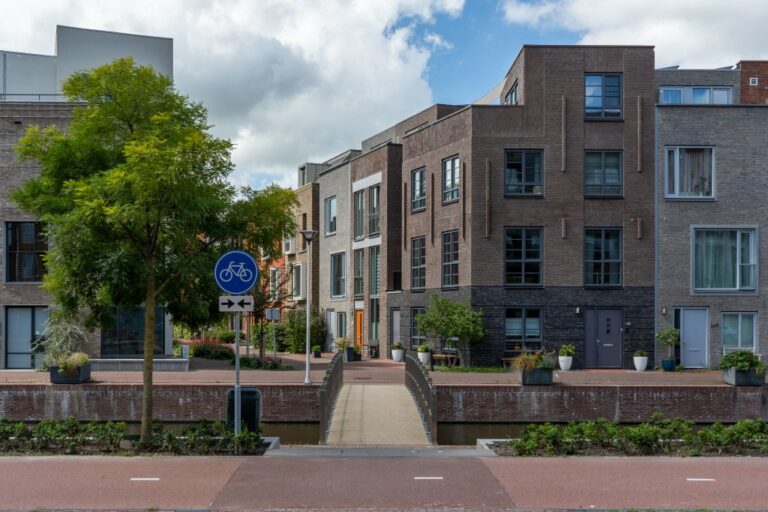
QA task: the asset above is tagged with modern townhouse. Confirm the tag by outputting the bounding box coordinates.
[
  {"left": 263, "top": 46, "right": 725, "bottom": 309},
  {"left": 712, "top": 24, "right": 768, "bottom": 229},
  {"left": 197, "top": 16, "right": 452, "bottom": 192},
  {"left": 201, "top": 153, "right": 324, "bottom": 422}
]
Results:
[
  {"left": 655, "top": 61, "right": 768, "bottom": 368},
  {"left": 282, "top": 179, "right": 319, "bottom": 316},
  {"left": 0, "top": 26, "right": 173, "bottom": 368}
]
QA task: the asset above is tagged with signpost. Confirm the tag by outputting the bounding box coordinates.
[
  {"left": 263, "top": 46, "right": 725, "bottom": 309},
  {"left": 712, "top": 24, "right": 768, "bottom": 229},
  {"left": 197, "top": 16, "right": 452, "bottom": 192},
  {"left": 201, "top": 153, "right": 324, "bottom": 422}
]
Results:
[{"left": 215, "top": 250, "right": 259, "bottom": 435}]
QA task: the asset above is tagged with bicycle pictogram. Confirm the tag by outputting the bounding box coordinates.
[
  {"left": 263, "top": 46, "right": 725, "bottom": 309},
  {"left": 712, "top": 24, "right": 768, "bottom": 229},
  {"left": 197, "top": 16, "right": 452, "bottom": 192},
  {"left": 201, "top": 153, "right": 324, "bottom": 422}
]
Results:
[{"left": 218, "top": 261, "right": 254, "bottom": 283}]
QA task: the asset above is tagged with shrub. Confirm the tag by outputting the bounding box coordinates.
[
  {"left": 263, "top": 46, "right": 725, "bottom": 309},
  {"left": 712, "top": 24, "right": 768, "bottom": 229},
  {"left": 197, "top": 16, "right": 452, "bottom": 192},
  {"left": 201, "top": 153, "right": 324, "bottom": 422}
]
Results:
[
  {"left": 634, "top": 349, "right": 648, "bottom": 357},
  {"left": 312, "top": 345, "right": 321, "bottom": 353},
  {"left": 215, "top": 330, "right": 245, "bottom": 343},
  {"left": 54, "top": 352, "right": 90, "bottom": 375},
  {"left": 238, "top": 355, "right": 293, "bottom": 370},
  {"left": 417, "top": 344, "right": 432, "bottom": 353},
  {"left": 558, "top": 344, "right": 576, "bottom": 357},
  {"left": 719, "top": 350, "right": 766, "bottom": 373},
  {"left": 189, "top": 341, "right": 233, "bottom": 360},
  {"left": 512, "top": 352, "right": 556, "bottom": 373},
  {"left": 392, "top": 342, "right": 404, "bottom": 350}
]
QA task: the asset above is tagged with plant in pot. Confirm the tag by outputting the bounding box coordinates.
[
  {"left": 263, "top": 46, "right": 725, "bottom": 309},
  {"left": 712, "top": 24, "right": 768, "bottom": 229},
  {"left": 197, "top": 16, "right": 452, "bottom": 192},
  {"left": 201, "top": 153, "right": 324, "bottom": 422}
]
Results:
[
  {"left": 353, "top": 344, "right": 362, "bottom": 361},
  {"left": 34, "top": 317, "right": 92, "bottom": 384},
  {"left": 337, "top": 338, "right": 354, "bottom": 363},
  {"left": 512, "top": 351, "right": 556, "bottom": 385},
  {"left": 312, "top": 345, "right": 322, "bottom": 358},
  {"left": 391, "top": 342, "right": 405, "bottom": 362},
  {"left": 656, "top": 328, "right": 680, "bottom": 371},
  {"left": 633, "top": 349, "right": 649, "bottom": 372},
  {"left": 558, "top": 344, "right": 575, "bottom": 371},
  {"left": 719, "top": 350, "right": 766, "bottom": 386},
  {"left": 417, "top": 343, "right": 432, "bottom": 366}
]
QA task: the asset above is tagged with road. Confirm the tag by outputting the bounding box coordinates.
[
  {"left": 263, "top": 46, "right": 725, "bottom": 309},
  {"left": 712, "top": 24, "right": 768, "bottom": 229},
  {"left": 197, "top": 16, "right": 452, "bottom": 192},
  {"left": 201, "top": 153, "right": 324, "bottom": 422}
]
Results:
[{"left": 0, "top": 454, "right": 766, "bottom": 510}]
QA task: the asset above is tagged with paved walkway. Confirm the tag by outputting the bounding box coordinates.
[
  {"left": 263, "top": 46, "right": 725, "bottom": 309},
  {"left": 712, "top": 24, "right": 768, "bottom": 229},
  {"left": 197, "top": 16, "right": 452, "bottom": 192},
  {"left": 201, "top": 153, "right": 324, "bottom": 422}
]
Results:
[{"left": 326, "top": 384, "right": 430, "bottom": 446}]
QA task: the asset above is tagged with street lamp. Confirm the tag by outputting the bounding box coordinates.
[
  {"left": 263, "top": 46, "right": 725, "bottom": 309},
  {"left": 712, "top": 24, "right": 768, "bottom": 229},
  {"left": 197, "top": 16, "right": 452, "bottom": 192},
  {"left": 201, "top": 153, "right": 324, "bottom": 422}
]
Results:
[{"left": 300, "top": 229, "right": 318, "bottom": 385}]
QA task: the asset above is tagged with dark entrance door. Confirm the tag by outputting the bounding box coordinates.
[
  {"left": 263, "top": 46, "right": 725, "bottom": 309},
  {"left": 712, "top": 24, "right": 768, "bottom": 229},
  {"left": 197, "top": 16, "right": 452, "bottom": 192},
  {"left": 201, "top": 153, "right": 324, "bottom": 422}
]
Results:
[{"left": 584, "top": 308, "right": 623, "bottom": 368}]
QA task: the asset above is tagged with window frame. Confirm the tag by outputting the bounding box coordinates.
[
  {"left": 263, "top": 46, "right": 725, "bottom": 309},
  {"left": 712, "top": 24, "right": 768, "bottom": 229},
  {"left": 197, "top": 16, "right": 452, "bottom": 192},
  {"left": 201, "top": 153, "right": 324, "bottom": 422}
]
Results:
[
  {"left": 411, "top": 307, "right": 426, "bottom": 348},
  {"left": 291, "top": 263, "right": 303, "bottom": 300},
  {"left": 353, "top": 190, "right": 365, "bottom": 240},
  {"left": 324, "top": 196, "right": 337, "bottom": 236},
  {"left": 692, "top": 227, "right": 757, "bottom": 293},
  {"left": 368, "top": 185, "right": 380, "bottom": 236},
  {"left": 411, "top": 167, "right": 426, "bottom": 212},
  {"left": 504, "top": 149, "right": 543, "bottom": 197},
  {"left": 721, "top": 312, "right": 757, "bottom": 351},
  {"left": 269, "top": 267, "right": 281, "bottom": 302},
  {"left": 584, "top": 228, "right": 623, "bottom": 287},
  {"left": 504, "top": 80, "right": 519, "bottom": 105},
  {"left": 504, "top": 307, "right": 542, "bottom": 353},
  {"left": 504, "top": 227, "right": 543, "bottom": 287},
  {"left": 411, "top": 236, "right": 426, "bottom": 291},
  {"left": 369, "top": 245, "right": 381, "bottom": 295},
  {"left": 353, "top": 249, "right": 364, "bottom": 297},
  {"left": 665, "top": 146, "right": 716, "bottom": 200},
  {"left": 337, "top": 312, "right": 347, "bottom": 339},
  {"left": 4, "top": 305, "right": 49, "bottom": 369},
  {"left": 584, "top": 73, "right": 623, "bottom": 119},
  {"left": 441, "top": 229, "right": 459, "bottom": 289},
  {"left": 369, "top": 298, "right": 380, "bottom": 341},
  {"left": 330, "top": 251, "right": 346, "bottom": 299},
  {"left": 584, "top": 151, "right": 623, "bottom": 197},
  {"left": 5, "top": 221, "right": 48, "bottom": 283},
  {"left": 442, "top": 155, "right": 460, "bottom": 204}
]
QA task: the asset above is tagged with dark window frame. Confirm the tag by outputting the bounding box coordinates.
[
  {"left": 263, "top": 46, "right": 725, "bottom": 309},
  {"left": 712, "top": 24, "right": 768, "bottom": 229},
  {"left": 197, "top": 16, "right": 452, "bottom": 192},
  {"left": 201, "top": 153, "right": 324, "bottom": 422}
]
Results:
[
  {"left": 585, "top": 73, "right": 623, "bottom": 119},
  {"left": 411, "top": 307, "right": 426, "bottom": 348},
  {"left": 584, "top": 228, "right": 623, "bottom": 287},
  {"left": 369, "top": 245, "right": 380, "bottom": 295},
  {"left": 4, "top": 305, "right": 48, "bottom": 369},
  {"left": 504, "top": 307, "right": 543, "bottom": 353},
  {"left": 504, "top": 150, "right": 543, "bottom": 197},
  {"left": 411, "top": 236, "right": 426, "bottom": 290},
  {"left": 504, "top": 227, "right": 543, "bottom": 287},
  {"left": 411, "top": 167, "right": 426, "bottom": 212},
  {"left": 368, "top": 185, "right": 380, "bottom": 236},
  {"left": 441, "top": 229, "right": 459, "bottom": 288},
  {"left": 584, "top": 150, "right": 623, "bottom": 197},
  {"left": 505, "top": 80, "right": 519, "bottom": 105},
  {"left": 330, "top": 251, "right": 346, "bottom": 298},
  {"left": 324, "top": 196, "right": 337, "bottom": 236},
  {"left": 5, "top": 221, "right": 48, "bottom": 283},
  {"left": 442, "top": 155, "right": 460, "bottom": 203},
  {"left": 369, "top": 298, "right": 380, "bottom": 341},
  {"left": 353, "top": 190, "right": 365, "bottom": 239},
  {"left": 353, "top": 249, "right": 364, "bottom": 297}
]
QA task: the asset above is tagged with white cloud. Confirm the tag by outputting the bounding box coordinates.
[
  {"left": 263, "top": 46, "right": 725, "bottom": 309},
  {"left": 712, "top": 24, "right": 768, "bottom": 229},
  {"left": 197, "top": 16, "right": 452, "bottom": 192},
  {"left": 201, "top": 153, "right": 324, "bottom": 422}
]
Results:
[
  {"left": 499, "top": 0, "right": 768, "bottom": 68},
  {"left": 0, "top": 0, "right": 464, "bottom": 188},
  {"left": 424, "top": 31, "right": 453, "bottom": 49}
]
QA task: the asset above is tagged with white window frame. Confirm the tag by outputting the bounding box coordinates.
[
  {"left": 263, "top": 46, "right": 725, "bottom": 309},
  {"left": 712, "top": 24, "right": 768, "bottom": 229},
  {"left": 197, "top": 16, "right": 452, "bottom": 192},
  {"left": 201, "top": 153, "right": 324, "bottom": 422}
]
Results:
[
  {"left": 269, "top": 267, "right": 280, "bottom": 301},
  {"left": 721, "top": 312, "right": 757, "bottom": 351},
  {"left": 659, "top": 86, "right": 732, "bottom": 105},
  {"left": 665, "top": 146, "right": 716, "bottom": 199},
  {"left": 330, "top": 251, "right": 346, "bottom": 299},
  {"left": 291, "top": 263, "right": 304, "bottom": 300},
  {"left": 324, "top": 196, "right": 337, "bottom": 236},
  {"left": 749, "top": 77, "right": 759, "bottom": 86},
  {"left": 283, "top": 236, "right": 295, "bottom": 255},
  {"left": 658, "top": 87, "right": 682, "bottom": 104},
  {"left": 691, "top": 226, "right": 758, "bottom": 293}
]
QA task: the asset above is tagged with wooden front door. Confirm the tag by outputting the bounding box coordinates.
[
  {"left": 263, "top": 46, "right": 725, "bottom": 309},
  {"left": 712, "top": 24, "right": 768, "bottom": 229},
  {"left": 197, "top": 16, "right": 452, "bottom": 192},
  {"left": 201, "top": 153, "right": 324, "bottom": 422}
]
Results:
[{"left": 355, "top": 310, "right": 364, "bottom": 347}]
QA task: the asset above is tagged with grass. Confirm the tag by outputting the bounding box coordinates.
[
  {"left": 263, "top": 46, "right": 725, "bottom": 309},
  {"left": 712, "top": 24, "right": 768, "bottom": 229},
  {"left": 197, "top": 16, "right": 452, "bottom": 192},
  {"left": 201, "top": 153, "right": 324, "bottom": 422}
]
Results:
[{"left": 431, "top": 365, "right": 507, "bottom": 373}]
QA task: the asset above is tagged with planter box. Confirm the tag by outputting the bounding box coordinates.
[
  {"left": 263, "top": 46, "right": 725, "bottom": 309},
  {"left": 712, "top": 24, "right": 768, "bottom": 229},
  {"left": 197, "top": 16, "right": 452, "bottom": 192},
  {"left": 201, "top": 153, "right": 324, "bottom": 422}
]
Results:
[
  {"left": 558, "top": 356, "right": 572, "bottom": 371},
  {"left": 417, "top": 351, "right": 431, "bottom": 366},
  {"left": 313, "top": 351, "right": 322, "bottom": 359},
  {"left": 633, "top": 356, "right": 648, "bottom": 372},
  {"left": 391, "top": 349, "right": 404, "bottom": 362},
  {"left": 722, "top": 368, "right": 765, "bottom": 386},
  {"left": 49, "top": 364, "right": 91, "bottom": 384},
  {"left": 518, "top": 368, "right": 553, "bottom": 386},
  {"left": 344, "top": 347, "right": 355, "bottom": 362},
  {"left": 661, "top": 359, "right": 676, "bottom": 372}
]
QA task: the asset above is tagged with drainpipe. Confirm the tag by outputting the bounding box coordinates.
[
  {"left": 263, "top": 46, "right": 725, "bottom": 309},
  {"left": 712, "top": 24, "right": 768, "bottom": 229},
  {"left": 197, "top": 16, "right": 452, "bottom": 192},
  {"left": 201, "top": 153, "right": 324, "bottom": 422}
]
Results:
[{"left": 653, "top": 103, "right": 660, "bottom": 369}]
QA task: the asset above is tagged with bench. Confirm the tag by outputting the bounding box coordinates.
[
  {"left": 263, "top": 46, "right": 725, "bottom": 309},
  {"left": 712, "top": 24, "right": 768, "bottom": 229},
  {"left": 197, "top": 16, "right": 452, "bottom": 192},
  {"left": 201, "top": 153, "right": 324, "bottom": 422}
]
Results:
[{"left": 432, "top": 353, "right": 458, "bottom": 367}]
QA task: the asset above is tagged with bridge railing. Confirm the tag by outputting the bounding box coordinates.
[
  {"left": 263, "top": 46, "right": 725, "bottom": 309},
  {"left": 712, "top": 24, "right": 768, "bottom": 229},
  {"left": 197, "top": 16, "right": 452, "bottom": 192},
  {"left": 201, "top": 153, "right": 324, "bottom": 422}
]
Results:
[
  {"left": 405, "top": 352, "right": 437, "bottom": 443},
  {"left": 318, "top": 352, "right": 344, "bottom": 444}
]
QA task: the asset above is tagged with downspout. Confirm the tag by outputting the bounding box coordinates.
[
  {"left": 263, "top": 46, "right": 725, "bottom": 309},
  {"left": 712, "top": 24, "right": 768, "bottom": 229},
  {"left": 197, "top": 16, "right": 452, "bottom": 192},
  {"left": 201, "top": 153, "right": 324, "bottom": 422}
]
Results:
[{"left": 653, "top": 104, "right": 660, "bottom": 369}]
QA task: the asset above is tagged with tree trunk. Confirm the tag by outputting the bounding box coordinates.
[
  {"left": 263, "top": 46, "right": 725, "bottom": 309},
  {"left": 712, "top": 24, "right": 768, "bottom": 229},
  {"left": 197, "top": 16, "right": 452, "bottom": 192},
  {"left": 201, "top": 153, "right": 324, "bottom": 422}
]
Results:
[
  {"left": 140, "top": 270, "right": 156, "bottom": 446},
  {"left": 457, "top": 341, "right": 471, "bottom": 368},
  {"left": 259, "top": 322, "right": 265, "bottom": 359}
]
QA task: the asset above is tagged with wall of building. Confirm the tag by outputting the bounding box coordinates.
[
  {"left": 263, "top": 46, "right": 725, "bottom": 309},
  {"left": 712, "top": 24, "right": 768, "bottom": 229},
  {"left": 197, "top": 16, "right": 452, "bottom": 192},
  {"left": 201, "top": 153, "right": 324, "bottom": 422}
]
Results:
[
  {"left": 737, "top": 61, "right": 768, "bottom": 104},
  {"left": 655, "top": 68, "right": 741, "bottom": 102},
  {"left": 283, "top": 183, "right": 318, "bottom": 312}
]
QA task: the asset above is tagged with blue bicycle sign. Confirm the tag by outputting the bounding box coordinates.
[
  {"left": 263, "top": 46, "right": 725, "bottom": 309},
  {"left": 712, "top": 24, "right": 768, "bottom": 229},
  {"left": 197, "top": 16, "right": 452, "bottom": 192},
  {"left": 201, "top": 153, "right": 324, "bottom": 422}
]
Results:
[{"left": 214, "top": 250, "right": 258, "bottom": 295}]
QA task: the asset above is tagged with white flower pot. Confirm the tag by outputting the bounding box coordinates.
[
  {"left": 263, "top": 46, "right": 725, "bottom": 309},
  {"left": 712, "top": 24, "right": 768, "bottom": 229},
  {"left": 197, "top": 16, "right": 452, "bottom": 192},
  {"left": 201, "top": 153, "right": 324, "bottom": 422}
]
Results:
[
  {"left": 633, "top": 356, "right": 648, "bottom": 372},
  {"left": 391, "top": 348, "right": 404, "bottom": 362},
  {"left": 418, "top": 351, "right": 431, "bottom": 366},
  {"left": 558, "top": 356, "right": 573, "bottom": 371}
]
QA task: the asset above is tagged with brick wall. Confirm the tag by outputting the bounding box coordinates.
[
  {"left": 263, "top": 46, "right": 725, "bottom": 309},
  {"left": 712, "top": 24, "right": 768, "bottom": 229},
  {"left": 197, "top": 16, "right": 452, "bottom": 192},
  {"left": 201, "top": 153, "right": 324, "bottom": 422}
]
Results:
[{"left": 738, "top": 61, "right": 768, "bottom": 104}]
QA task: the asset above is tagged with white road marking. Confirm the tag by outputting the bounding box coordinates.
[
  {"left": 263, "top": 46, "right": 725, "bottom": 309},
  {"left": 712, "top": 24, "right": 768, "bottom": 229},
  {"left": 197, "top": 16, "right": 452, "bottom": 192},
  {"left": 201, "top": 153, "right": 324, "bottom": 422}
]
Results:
[
  {"left": 414, "top": 476, "right": 444, "bottom": 480},
  {"left": 130, "top": 477, "right": 160, "bottom": 481},
  {"left": 686, "top": 478, "right": 716, "bottom": 482}
]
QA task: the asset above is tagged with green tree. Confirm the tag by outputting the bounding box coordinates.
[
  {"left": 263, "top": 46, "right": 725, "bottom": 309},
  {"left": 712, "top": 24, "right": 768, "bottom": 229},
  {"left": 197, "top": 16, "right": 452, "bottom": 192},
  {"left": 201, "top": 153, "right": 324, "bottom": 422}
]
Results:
[
  {"left": 283, "top": 308, "right": 327, "bottom": 354},
  {"left": 416, "top": 295, "right": 486, "bottom": 367},
  {"left": 11, "top": 58, "right": 295, "bottom": 445}
]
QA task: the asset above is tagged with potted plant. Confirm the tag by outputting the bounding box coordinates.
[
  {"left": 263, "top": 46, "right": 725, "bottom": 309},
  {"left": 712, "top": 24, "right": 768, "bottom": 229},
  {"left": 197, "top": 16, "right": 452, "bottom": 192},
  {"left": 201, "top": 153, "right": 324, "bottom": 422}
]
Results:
[
  {"left": 417, "top": 344, "right": 432, "bottom": 366},
  {"left": 50, "top": 352, "right": 91, "bottom": 384},
  {"left": 558, "top": 344, "right": 575, "bottom": 371},
  {"left": 656, "top": 328, "right": 679, "bottom": 371},
  {"left": 633, "top": 349, "right": 649, "bottom": 372},
  {"left": 34, "top": 317, "right": 91, "bottom": 384},
  {"left": 512, "top": 352, "right": 556, "bottom": 385},
  {"left": 337, "top": 338, "right": 354, "bottom": 363},
  {"left": 719, "top": 350, "right": 766, "bottom": 386},
  {"left": 312, "top": 345, "right": 322, "bottom": 358},
  {"left": 353, "top": 344, "right": 362, "bottom": 361},
  {"left": 391, "top": 342, "right": 405, "bottom": 362}
]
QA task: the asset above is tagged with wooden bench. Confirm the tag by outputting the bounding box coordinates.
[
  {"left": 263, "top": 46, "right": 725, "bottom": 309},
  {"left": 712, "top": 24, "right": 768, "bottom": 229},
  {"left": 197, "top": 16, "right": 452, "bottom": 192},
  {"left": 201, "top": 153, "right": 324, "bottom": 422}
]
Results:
[{"left": 432, "top": 353, "right": 458, "bottom": 367}]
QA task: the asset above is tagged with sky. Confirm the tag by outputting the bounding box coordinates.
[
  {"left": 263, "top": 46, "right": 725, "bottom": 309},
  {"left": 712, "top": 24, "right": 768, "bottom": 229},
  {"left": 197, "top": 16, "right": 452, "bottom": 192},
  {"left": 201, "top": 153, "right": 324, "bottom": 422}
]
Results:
[{"left": 1, "top": 0, "right": 767, "bottom": 189}]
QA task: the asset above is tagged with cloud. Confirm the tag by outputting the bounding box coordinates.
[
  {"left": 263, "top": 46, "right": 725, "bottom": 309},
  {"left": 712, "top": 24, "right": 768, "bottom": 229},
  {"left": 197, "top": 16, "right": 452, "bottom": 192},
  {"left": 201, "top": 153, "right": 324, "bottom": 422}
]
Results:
[
  {"left": 0, "top": 0, "right": 464, "bottom": 189},
  {"left": 499, "top": 0, "right": 768, "bottom": 68}
]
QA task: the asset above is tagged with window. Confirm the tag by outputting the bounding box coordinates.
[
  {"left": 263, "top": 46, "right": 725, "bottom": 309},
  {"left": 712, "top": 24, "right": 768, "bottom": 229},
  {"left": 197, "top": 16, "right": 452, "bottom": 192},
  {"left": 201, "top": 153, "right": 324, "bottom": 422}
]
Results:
[
  {"left": 324, "top": 196, "right": 337, "bottom": 235},
  {"left": 722, "top": 313, "right": 756, "bottom": 351},
  {"left": 354, "top": 249, "right": 364, "bottom": 297},
  {"left": 411, "top": 168, "right": 426, "bottom": 211},
  {"left": 660, "top": 88, "right": 682, "bottom": 104},
  {"left": 369, "top": 185, "right": 380, "bottom": 235},
  {"left": 5, "top": 306, "right": 48, "bottom": 369},
  {"left": 442, "top": 156, "right": 460, "bottom": 202},
  {"left": 5, "top": 222, "right": 47, "bottom": 282},
  {"left": 411, "top": 236, "right": 426, "bottom": 290},
  {"left": 292, "top": 263, "right": 303, "bottom": 299},
  {"left": 369, "top": 245, "right": 380, "bottom": 295},
  {"left": 505, "top": 308, "right": 542, "bottom": 352},
  {"left": 353, "top": 191, "right": 364, "bottom": 239},
  {"left": 666, "top": 147, "right": 714, "bottom": 198},
  {"left": 369, "top": 299, "right": 380, "bottom": 341},
  {"left": 584, "top": 228, "right": 622, "bottom": 286},
  {"left": 504, "top": 80, "right": 518, "bottom": 105},
  {"left": 337, "top": 312, "right": 347, "bottom": 339},
  {"left": 505, "top": 150, "right": 543, "bottom": 196},
  {"left": 660, "top": 86, "right": 732, "bottom": 105},
  {"left": 750, "top": 77, "right": 759, "bottom": 86},
  {"left": 584, "top": 151, "right": 622, "bottom": 196},
  {"left": 269, "top": 268, "right": 281, "bottom": 301},
  {"left": 694, "top": 229, "right": 756, "bottom": 291},
  {"left": 505, "top": 228, "right": 542, "bottom": 286},
  {"left": 101, "top": 306, "right": 165, "bottom": 357},
  {"left": 441, "top": 230, "right": 459, "bottom": 288},
  {"left": 411, "top": 307, "right": 426, "bottom": 348},
  {"left": 330, "top": 252, "right": 346, "bottom": 298},
  {"left": 301, "top": 213, "right": 307, "bottom": 250},
  {"left": 585, "top": 73, "right": 622, "bottom": 118}
]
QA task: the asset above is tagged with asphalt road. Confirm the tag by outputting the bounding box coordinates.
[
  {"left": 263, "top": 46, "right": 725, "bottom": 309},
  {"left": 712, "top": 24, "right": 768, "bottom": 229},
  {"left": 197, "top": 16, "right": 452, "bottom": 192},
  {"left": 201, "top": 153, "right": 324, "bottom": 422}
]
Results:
[{"left": 0, "top": 455, "right": 766, "bottom": 510}]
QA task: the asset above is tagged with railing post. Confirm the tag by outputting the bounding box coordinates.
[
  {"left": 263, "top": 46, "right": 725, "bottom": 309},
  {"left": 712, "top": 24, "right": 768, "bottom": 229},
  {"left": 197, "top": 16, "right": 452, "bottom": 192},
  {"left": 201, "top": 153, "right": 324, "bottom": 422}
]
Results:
[{"left": 317, "top": 352, "right": 344, "bottom": 444}]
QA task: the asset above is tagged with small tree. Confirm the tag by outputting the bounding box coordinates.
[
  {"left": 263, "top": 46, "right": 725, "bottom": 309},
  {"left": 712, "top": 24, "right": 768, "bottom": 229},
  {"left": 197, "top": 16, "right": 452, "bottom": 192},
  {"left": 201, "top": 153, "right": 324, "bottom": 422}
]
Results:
[
  {"left": 283, "top": 308, "right": 327, "bottom": 354},
  {"left": 415, "top": 295, "right": 485, "bottom": 367}
]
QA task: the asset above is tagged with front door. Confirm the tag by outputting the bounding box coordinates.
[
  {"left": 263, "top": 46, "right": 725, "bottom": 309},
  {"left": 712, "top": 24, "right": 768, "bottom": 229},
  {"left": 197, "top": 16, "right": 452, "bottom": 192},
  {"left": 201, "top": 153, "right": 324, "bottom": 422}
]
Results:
[
  {"left": 585, "top": 308, "right": 622, "bottom": 368},
  {"left": 681, "top": 308, "right": 708, "bottom": 368},
  {"left": 325, "top": 309, "right": 336, "bottom": 352},
  {"left": 354, "top": 310, "right": 364, "bottom": 348}
]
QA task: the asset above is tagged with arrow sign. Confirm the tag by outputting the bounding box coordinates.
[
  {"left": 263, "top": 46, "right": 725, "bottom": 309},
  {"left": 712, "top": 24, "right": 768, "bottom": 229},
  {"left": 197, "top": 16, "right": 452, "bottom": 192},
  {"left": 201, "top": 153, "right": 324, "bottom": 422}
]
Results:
[{"left": 219, "top": 295, "right": 254, "bottom": 312}]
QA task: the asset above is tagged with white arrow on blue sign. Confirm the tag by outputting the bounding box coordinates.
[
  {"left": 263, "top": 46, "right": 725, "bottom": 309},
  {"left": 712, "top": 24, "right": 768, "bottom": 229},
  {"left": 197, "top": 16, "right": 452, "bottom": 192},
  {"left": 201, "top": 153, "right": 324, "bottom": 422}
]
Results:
[{"left": 214, "top": 250, "right": 259, "bottom": 295}]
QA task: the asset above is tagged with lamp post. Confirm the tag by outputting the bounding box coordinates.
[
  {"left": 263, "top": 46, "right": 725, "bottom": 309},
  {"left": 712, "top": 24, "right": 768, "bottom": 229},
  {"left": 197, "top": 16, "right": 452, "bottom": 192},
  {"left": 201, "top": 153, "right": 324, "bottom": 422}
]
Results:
[{"left": 300, "top": 229, "right": 318, "bottom": 385}]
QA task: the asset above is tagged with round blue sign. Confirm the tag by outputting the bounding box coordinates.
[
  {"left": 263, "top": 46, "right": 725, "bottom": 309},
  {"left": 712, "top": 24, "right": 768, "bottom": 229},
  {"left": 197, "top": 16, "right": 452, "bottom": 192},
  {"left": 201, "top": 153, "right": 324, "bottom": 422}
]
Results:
[{"left": 214, "top": 250, "right": 259, "bottom": 295}]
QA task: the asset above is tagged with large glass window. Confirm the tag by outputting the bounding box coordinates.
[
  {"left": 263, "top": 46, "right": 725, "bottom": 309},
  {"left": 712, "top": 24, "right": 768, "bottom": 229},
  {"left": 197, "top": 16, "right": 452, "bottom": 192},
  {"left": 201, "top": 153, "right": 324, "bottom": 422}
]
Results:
[
  {"left": 584, "top": 151, "right": 622, "bottom": 196},
  {"left": 354, "top": 249, "right": 364, "bottom": 297},
  {"left": 694, "top": 229, "right": 756, "bottom": 291},
  {"left": 292, "top": 263, "right": 303, "bottom": 299},
  {"left": 101, "top": 306, "right": 165, "bottom": 357},
  {"left": 324, "top": 196, "right": 337, "bottom": 235},
  {"left": 369, "top": 245, "right": 380, "bottom": 295},
  {"left": 442, "top": 156, "right": 460, "bottom": 203},
  {"left": 411, "top": 236, "right": 426, "bottom": 290},
  {"left": 5, "top": 222, "right": 47, "bottom": 282},
  {"left": 666, "top": 147, "right": 715, "bottom": 198},
  {"left": 441, "top": 230, "right": 459, "bottom": 288},
  {"left": 722, "top": 312, "right": 756, "bottom": 351},
  {"left": 585, "top": 74, "right": 622, "bottom": 118},
  {"left": 353, "top": 191, "right": 364, "bottom": 239},
  {"left": 330, "top": 252, "right": 346, "bottom": 298},
  {"left": 660, "top": 88, "right": 682, "bottom": 104},
  {"left": 411, "top": 307, "right": 426, "bottom": 348},
  {"left": 505, "top": 150, "right": 543, "bottom": 196},
  {"left": 5, "top": 306, "right": 48, "bottom": 369},
  {"left": 659, "top": 86, "right": 732, "bottom": 105},
  {"left": 505, "top": 308, "right": 542, "bottom": 352},
  {"left": 369, "top": 185, "right": 380, "bottom": 235},
  {"left": 584, "top": 228, "right": 622, "bottom": 286},
  {"left": 412, "top": 168, "right": 426, "bottom": 211},
  {"left": 369, "top": 299, "right": 380, "bottom": 341},
  {"left": 504, "top": 80, "right": 519, "bottom": 105},
  {"left": 505, "top": 228, "right": 542, "bottom": 286}
]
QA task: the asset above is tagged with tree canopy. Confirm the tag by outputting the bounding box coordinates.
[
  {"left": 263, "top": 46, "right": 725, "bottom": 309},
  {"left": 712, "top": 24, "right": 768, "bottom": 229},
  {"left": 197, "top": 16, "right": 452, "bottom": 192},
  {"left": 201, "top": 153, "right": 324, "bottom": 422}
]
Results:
[{"left": 416, "top": 294, "right": 486, "bottom": 367}]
